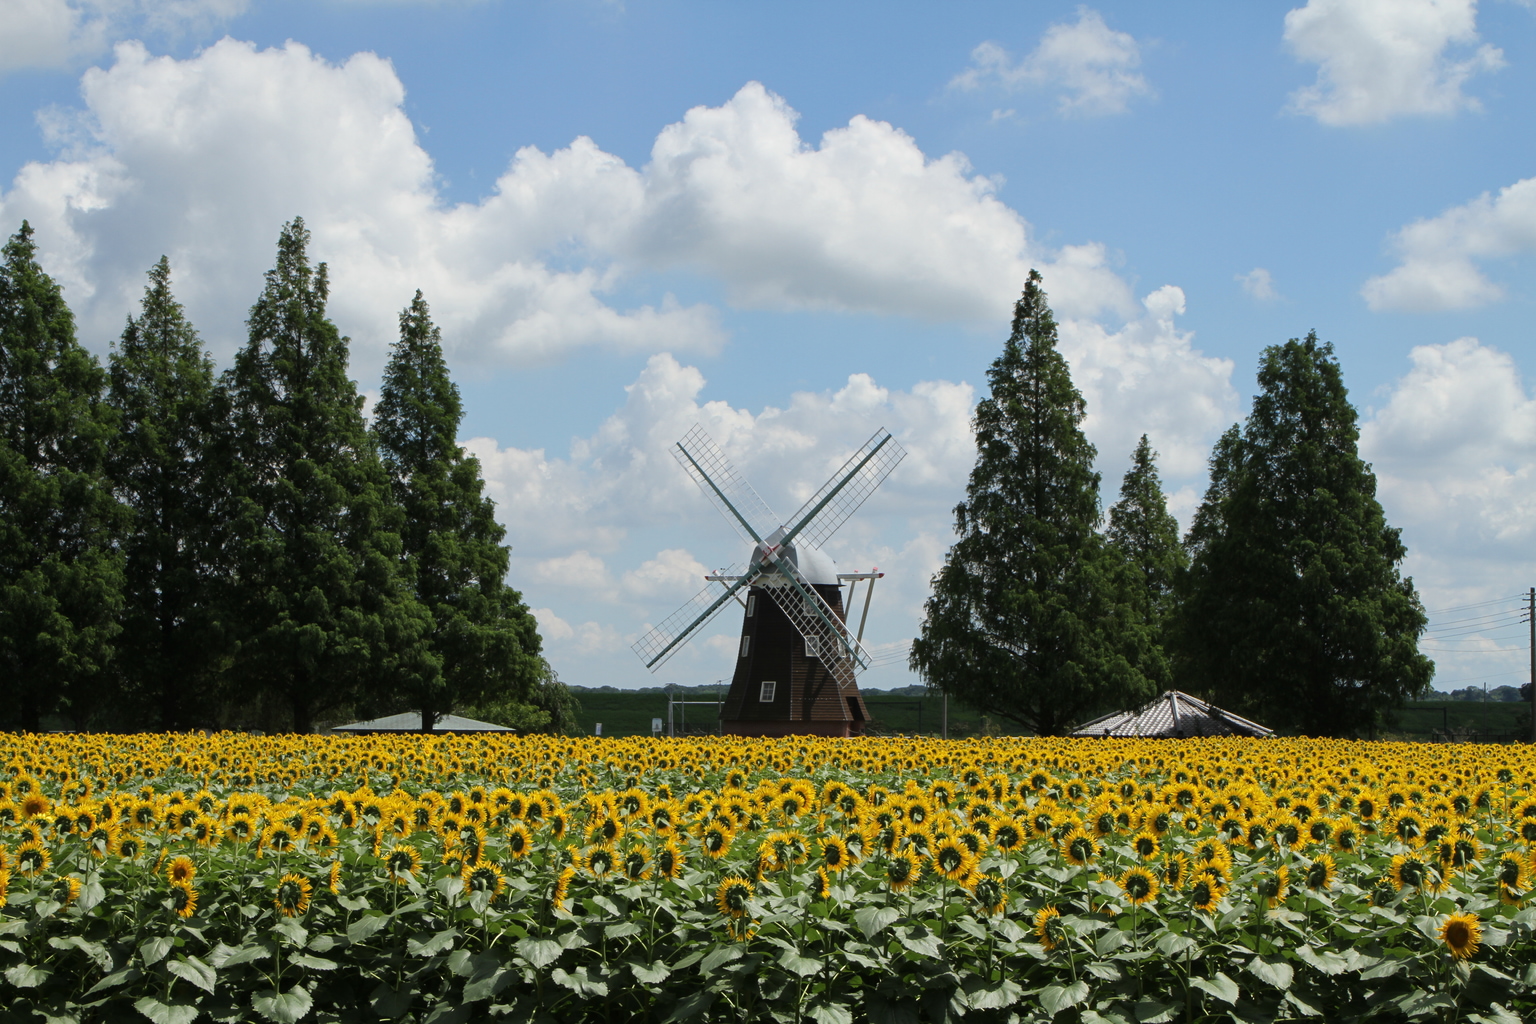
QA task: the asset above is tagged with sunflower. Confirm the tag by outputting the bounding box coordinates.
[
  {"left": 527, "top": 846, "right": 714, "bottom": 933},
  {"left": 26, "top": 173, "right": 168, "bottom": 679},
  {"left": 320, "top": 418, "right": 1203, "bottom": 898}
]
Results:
[
  {"left": 551, "top": 864, "right": 577, "bottom": 911},
  {"left": 190, "top": 815, "right": 221, "bottom": 847},
  {"left": 1440, "top": 912, "right": 1481, "bottom": 960},
  {"left": 169, "top": 881, "right": 198, "bottom": 919},
  {"left": 622, "top": 844, "right": 652, "bottom": 882},
  {"left": 1118, "top": 866, "right": 1159, "bottom": 906},
  {"left": 15, "top": 840, "right": 49, "bottom": 876},
  {"left": 583, "top": 846, "right": 615, "bottom": 879},
  {"left": 385, "top": 844, "right": 421, "bottom": 884},
  {"left": 52, "top": 876, "right": 82, "bottom": 907},
  {"left": 655, "top": 839, "right": 684, "bottom": 880},
  {"left": 1389, "top": 853, "right": 1429, "bottom": 892},
  {"left": 932, "top": 837, "right": 975, "bottom": 881},
  {"left": 820, "top": 835, "right": 851, "bottom": 874},
  {"left": 971, "top": 874, "right": 1007, "bottom": 916},
  {"left": 1033, "top": 905, "right": 1066, "bottom": 951},
  {"left": 488, "top": 818, "right": 525, "bottom": 856},
  {"left": 83, "top": 823, "right": 118, "bottom": 859},
  {"left": 463, "top": 862, "right": 506, "bottom": 899},
  {"left": 1387, "top": 812, "right": 1424, "bottom": 846},
  {"left": 1304, "top": 853, "right": 1336, "bottom": 891},
  {"left": 1162, "top": 852, "right": 1189, "bottom": 892},
  {"left": 1131, "top": 830, "right": 1159, "bottom": 861},
  {"left": 1332, "top": 820, "right": 1360, "bottom": 853},
  {"left": 715, "top": 877, "right": 754, "bottom": 919},
  {"left": 699, "top": 821, "right": 733, "bottom": 859},
  {"left": 1189, "top": 876, "right": 1224, "bottom": 914},
  {"left": 1438, "top": 835, "right": 1481, "bottom": 871},
  {"left": 158, "top": 856, "right": 196, "bottom": 888},
  {"left": 327, "top": 859, "right": 342, "bottom": 895},
  {"left": 1253, "top": 865, "right": 1290, "bottom": 914},
  {"left": 274, "top": 873, "right": 312, "bottom": 917},
  {"left": 1060, "top": 827, "right": 1098, "bottom": 866},
  {"left": 117, "top": 834, "right": 143, "bottom": 861},
  {"left": 586, "top": 818, "right": 624, "bottom": 848},
  {"left": 457, "top": 824, "right": 487, "bottom": 867},
  {"left": 991, "top": 818, "right": 1025, "bottom": 852},
  {"left": 886, "top": 849, "right": 923, "bottom": 891}
]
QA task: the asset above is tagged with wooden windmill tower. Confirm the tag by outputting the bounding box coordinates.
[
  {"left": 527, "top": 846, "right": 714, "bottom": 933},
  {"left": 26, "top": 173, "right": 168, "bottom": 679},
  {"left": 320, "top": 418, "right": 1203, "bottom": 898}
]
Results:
[{"left": 632, "top": 426, "right": 905, "bottom": 737}]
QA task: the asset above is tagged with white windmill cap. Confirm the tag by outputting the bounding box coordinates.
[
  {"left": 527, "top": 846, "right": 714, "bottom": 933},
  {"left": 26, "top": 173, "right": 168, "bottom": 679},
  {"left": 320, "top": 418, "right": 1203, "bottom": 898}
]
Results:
[{"left": 750, "top": 531, "right": 841, "bottom": 586}]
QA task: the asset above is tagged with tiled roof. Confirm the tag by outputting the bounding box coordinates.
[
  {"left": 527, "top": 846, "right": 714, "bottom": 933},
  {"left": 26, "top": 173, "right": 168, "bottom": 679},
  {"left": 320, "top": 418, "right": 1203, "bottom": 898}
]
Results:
[
  {"left": 331, "top": 712, "right": 513, "bottom": 733},
  {"left": 1069, "top": 690, "right": 1274, "bottom": 739}
]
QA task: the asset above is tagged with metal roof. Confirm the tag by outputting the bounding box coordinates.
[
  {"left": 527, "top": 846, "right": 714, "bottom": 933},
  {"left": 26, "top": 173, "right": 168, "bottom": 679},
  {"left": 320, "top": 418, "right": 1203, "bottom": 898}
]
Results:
[
  {"left": 331, "top": 713, "right": 514, "bottom": 734},
  {"left": 1069, "top": 690, "right": 1275, "bottom": 739}
]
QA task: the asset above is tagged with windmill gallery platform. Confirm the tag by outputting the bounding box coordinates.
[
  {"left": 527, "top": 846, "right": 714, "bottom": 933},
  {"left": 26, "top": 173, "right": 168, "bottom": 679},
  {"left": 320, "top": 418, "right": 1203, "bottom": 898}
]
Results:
[{"left": 632, "top": 426, "right": 906, "bottom": 738}]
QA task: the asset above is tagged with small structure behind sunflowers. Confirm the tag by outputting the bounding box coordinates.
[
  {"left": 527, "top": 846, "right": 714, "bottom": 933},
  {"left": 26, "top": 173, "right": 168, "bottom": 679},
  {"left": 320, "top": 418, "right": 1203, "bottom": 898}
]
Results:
[{"left": 1070, "top": 688, "right": 1275, "bottom": 739}]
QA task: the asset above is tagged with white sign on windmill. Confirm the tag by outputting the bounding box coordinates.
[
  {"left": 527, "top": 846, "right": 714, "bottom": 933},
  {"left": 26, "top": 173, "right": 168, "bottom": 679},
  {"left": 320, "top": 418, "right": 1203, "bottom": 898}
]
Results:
[{"left": 632, "top": 426, "right": 905, "bottom": 737}]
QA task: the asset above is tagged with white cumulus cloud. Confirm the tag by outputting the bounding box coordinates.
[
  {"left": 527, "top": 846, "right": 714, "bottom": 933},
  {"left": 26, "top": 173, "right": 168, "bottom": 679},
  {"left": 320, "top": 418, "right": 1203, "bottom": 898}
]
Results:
[
  {"left": 4, "top": 44, "right": 1165, "bottom": 370},
  {"left": 1360, "top": 337, "right": 1536, "bottom": 686},
  {"left": 1283, "top": 0, "right": 1504, "bottom": 126},
  {"left": 0, "top": 0, "right": 246, "bottom": 74},
  {"left": 1237, "top": 268, "right": 1280, "bottom": 302},
  {"left": 473, "top": 335, "right": 1236, "bottom": 684},
  {"left": 1361, "top": 174, "right": 1536, "bottom": 311},
  {"left": 952, "top": 7, "right": 1151, "bottom": 117}
]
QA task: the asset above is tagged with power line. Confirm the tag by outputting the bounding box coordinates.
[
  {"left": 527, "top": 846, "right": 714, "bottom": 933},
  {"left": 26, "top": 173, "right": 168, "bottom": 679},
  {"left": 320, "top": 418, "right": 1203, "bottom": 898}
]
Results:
[
  {"left": 1421, "top": 644, "right": 1528, "bottom": 654},
  {"left": 1423, "top": 610, "right": 1526, "bottom": 631},
  {"left": 1423, "top": 627, "right": 1528, "bottom": 641},
  {"left": 1423, "top": 595, "right": 1526, "bottom": 616},
  {"left": 1422, "top": 624, "right": 1528, "bottom": 641}
]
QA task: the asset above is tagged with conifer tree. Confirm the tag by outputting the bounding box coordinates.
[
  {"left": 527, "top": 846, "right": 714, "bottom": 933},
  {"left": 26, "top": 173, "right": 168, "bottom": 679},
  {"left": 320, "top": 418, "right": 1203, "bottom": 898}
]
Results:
[
  {"left": 106, "top": 257, "right": 228, "bottom": 729},
  {"left": 911, "top": 270, "right": 1153, "bottom": 735},
  {"left": 1171, "top": 332, "right": 1432, "bottom": 736},
  {"left": 221, "top": 218, "right": 430, "bottom": 732},
  {"left": 371, "top": 290, "right": 544, "bottom": 730},
  {"left": 1105, "top": 435, "right": 1186, "bottom": 690},
  {"left": 0, "top": 222, "right": 127, "bottom": 730}
]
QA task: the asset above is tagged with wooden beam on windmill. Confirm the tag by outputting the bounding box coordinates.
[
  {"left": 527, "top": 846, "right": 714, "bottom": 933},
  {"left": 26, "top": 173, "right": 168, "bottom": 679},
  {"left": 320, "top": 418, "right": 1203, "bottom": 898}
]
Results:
[{"left": 631, "top": 425, "right": 906, "bottom": 737}]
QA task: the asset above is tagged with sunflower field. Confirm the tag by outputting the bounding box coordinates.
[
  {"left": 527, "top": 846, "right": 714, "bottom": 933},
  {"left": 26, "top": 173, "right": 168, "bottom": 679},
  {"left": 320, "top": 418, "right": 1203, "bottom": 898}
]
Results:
[{"left": 1, "top": 733, "right": 1534, "bottom": 1024}]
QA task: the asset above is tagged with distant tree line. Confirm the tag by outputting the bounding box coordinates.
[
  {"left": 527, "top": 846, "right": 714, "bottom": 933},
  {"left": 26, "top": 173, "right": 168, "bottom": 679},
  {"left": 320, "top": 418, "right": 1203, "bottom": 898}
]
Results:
[
  {"left": 1432, "top": 686, "right": 1527, "bottom": 703},
  {"left": 913, "top": 270, "right": 1433, "bottom": 738},
  {"left": 1, "top": 219, "right": 574, "bottom": 734}
]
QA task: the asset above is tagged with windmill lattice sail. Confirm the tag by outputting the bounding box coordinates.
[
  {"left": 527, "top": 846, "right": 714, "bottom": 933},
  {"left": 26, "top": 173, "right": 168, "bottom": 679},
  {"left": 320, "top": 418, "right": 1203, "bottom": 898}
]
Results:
[{"left": 632, "top": 425, "right": 906, "bottom": 737}]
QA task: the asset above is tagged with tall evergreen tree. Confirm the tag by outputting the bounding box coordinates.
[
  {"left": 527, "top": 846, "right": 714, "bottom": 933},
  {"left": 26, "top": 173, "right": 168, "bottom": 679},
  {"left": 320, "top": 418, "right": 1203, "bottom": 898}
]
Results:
[
  {"left": 1171, "top": 332, "right": 1433, "bottom": 736},
  {"left": 0, "top": 222, "right": 127, "bottom": 730},
  {"left": 106, "top": 257, "right": 227, "bottom": 729},
  {"left": 371, "top": 290, "right": 544, "bottom": 730},
  {"left": 911, "top": 270, "right": 1153, "bottom": 735},
  {"left": 1105, "top": 434, "right": 1186, "bottom": 690},
  {"left": 221, "top": 218, "right": 429, "bottom": 732}
]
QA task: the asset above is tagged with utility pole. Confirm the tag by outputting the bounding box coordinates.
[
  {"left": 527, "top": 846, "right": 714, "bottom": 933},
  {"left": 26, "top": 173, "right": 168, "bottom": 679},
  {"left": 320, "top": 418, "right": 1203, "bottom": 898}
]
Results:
[{"left": 1528, "top": 586, "right": 1534, "bottom": 744}]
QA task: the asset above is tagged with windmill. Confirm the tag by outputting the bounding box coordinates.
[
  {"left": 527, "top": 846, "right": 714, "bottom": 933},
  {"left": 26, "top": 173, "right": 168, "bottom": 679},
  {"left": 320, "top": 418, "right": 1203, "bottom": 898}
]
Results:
[{"left": 632, "top": 425, "right": 905, "bottom": 737}]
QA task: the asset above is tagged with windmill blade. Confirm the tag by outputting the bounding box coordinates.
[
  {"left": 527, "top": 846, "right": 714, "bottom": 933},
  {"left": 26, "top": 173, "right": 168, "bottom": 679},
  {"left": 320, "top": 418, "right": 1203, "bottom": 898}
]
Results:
[
  {"left": 759, "top": 549, "right": 873, "bottom": 679},
  {"left": 781, "top": 428, "right": 906, "bottom": 550},
  {"left": 673, "top": 425, "right": 778, "bottom": 547},
  {"left": 632, "top": 565, "right": 756, "bottom": 671}
]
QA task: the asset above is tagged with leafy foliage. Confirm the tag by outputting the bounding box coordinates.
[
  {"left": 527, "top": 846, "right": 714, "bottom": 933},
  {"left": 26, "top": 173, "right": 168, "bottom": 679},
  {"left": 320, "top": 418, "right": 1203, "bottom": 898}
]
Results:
[
  {"left": 219, "top": 218, "right": 430, "bottom": 733},
  {"left": 1172, "top": 332, "right": 1433, "bottom": 737},
  {"left": 1105, "top": 435, "right": 1185, "bottom": 693},
  {"left": 0, "top": 222, "right": 127, "bottom": 731},
  {"left": 912, "top": 270, "right": 1154, "bottom": 735},
  {"left": 370, "top": 290, "right": 543, "bottom": 731},
  {"left": 105, "top": 257, "right": 229, "bottom": 730}
]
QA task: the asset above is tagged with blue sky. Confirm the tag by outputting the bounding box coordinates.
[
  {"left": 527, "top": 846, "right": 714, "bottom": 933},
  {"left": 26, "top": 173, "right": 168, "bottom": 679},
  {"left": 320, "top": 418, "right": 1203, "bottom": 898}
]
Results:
[{"left": 3, "top": 0, "right": 1533, "bottom": 701}]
